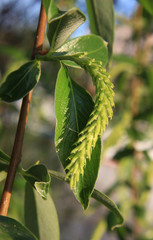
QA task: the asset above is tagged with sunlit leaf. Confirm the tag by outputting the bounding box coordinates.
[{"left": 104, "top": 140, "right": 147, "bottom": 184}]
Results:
[
  {"left": 43, "top": 0, "right": 86, "bottom": 50},
  {"left": 47, "top": 8, "right": 86, "bottom": 50},
  {"left": 21, "top": 164, "right": 51, "bottom": 200},
  {"left": 73, "top": 137, "right": 101, "bottom": 209},
  {"left": 55, "top": 64, "right": 94, "bottom": 167},
  {"left": 38, "top": 34, "right": 108, "bottom": 68},
  {"left": 55, "top": 64, "right": 101, "bottom": 209}
]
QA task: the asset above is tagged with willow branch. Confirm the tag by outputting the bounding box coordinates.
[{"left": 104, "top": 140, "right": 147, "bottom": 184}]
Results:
[{"left": 0, "top": 1, "right": 47, "bottom": 216}]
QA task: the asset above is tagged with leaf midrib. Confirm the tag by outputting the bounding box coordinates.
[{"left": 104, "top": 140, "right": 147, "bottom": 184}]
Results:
[
  {"left": 69, "top": 72, "right": 79, "bottom": 133},
  {"left": 6, "top": 61, "right": 38, "bottom": 96}
]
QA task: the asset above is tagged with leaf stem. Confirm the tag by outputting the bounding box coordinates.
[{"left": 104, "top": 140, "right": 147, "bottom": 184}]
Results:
[
  {"left": 49, "top": 169, "right": 124, "bottom": 230},
  {"left": 0, "top": 1, "right": 47, "bottom": 216}
]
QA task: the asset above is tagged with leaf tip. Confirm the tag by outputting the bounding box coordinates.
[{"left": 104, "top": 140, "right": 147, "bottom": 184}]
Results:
[{"left": 111, "top": 220, "right": 124, "bottom": 231}]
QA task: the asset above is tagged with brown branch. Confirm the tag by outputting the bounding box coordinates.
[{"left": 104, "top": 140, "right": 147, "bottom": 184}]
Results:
[{"left": 0, "top": 1, "right": 47, "bottom": 216}]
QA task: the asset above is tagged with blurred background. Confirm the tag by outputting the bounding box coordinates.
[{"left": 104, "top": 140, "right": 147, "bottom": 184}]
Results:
[{"left": 0, "top": 0, "right": 153, "bottom": 239}]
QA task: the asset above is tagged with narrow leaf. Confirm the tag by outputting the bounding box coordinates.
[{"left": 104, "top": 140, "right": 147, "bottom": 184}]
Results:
[
  {"left": 55, "top": 64, "right": 101, "bottom": 209},
  {"left": 0, "top": 215, "right": 38, "bottom": 240},
  {"left": 53, "top": 46, "right": 114, "bottom": 208},
  {"left": 0, "top": 61, "right": 41, "bottom": 102},
  {"left": 58, "top": 60, "right": 114, "bottom": 202},
  {"left": 91, "top": 189, "right": 124, "bottom": 230},
  {"left": 24, "top": 183, "right": 60, "bottom": 240},
  {"left": 55, "top": 64, "right": 94, "bottom": 168},
  {"left": 47, "top": 8, "right": 86, "bottom": 50},
  {"left": 86, "top": 0, "right": 114, "bottom": 60},
  {"left": 21, "top": 164, "right": 51, "bottom": 200},
  {"left": 138, "top": 0, "right": 153, "bottom": 16}
]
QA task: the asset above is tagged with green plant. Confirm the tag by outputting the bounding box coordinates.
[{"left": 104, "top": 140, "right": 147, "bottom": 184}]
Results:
[{"left": 4, "top": 0, "right": 153, "bottom": 239}]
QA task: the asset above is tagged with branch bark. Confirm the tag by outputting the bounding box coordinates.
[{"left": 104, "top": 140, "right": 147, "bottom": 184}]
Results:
[{"left": 0, "top": 1, "right": 47, "bottom": 216}]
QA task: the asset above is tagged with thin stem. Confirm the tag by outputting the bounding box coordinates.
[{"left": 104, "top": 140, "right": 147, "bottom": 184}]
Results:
[{"left": 0, "top": 1, "right": 47, "bottom": 216}]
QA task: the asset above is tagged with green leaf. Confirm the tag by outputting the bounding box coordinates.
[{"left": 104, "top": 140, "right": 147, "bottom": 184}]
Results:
[
  {"left": 43, "top": 0, "right": 59, "bottom": 21},
  {"left": 138, "top": 0, "right": 153, "bottom": 16},
  {"left": 24, "top": 183, "right": 60, "bottom": 240},
  {"left": 55, "top": 64, "right": 94, "bottom": 167},
  {"left": 61, "top": 63, "right": 114, "bottom": 194},
  {"left": 0, "top": 149, "right": 50, "bottom": 199},
  {"left": 0, "top": 61, "right": 41, "bottom": 102},
  {"left": 0, "top": 215, "right": 38, "bottom": 240},
  {"left": 37, "top": 34, "right": 108, "bottom": 68},
  {"left": 86, "top": 0, "right": 114, "bottom": 60},
  {"left": 91, "top": 189, "right": 124, "bottom": 230},
  {"left": 53, "top": 50, "right": 114, "bottom": 208},
  {"left": 20, "top": 164, "right": 51, "bottom": 200},
  {"left": 48, "top": 170, "right": 124, "bottom": 230},
  {"left": 47, "top": 8, "right": 86, "bottom": 50},
  {"left": 73, "top": 137, "right": 101, "bottom": 209},
  {"left": 55, "top": 64, "right": 101, "bottom": 209}
]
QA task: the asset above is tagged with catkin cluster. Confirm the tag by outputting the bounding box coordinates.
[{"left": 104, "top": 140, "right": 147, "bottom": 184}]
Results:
[{"left": 65, "top": 54, "right": 115, "bottom": 189}]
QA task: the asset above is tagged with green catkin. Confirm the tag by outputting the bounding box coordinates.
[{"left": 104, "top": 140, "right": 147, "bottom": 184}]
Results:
[{"left": 65, "top": 56, "right": 115, "bottom": 189}]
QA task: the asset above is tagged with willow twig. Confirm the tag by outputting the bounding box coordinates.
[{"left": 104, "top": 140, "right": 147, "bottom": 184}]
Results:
[{"left": 0, "top": 1, "right": 47, "bottom": 216}]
